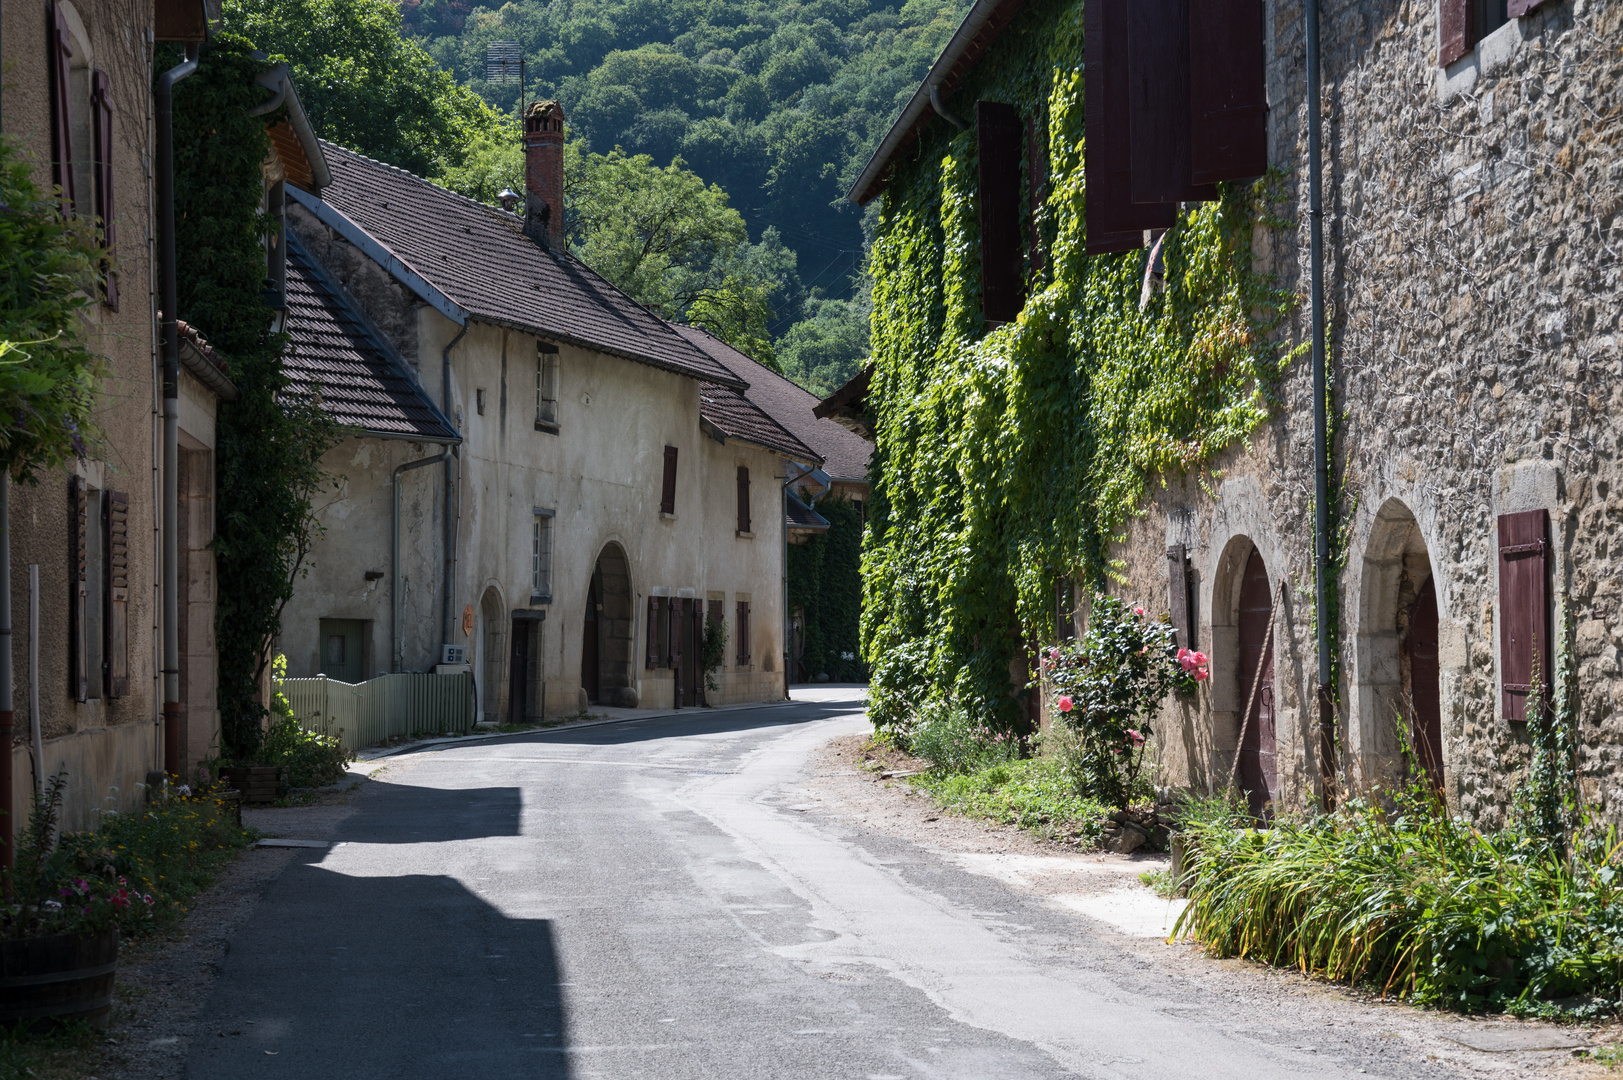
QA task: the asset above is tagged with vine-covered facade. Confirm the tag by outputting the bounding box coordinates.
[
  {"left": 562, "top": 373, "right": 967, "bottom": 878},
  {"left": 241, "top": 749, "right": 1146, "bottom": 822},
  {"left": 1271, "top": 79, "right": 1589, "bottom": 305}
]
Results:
[{"left": 856, "top": 0, "right": 1623, "bottom": 824}]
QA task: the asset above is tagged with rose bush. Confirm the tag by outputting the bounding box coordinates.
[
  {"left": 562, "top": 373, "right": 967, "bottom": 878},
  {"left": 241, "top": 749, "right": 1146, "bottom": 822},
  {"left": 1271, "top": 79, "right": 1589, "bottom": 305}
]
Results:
[{"left": 1042, "top": 594, "right": 1199, "bottom": 808}]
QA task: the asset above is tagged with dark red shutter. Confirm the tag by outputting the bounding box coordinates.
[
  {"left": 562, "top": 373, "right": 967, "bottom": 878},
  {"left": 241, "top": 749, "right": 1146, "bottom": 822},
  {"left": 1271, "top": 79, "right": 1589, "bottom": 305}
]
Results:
[
  {"left": 1188, "top": 0, "right": 1268, "bottom": 185},
  {"left": 1128, "top": 0, "right": 1219, "bottom": 205},
  {"left": 91, "top": 69, "right": 118, "bottom": 310},
  {"left": 736, "top": 466, "right": 751, "bottom": 534},
  {"left": 671, "top": 599, "right": 684, "bottom": 679},
  {"left": 977, "top": 101, "right": 1024, "bottom": 324},
  {"left": 1167, "top": 543, "right": 1191, "bottom": 651},
  {"left": 1438, "top": 0, "right": 1471, "bottom": 66},
  {"left": 69, "top": 477, "right": 89, "bottom": 701},
  {"left": 646, "top": 595, "right": 659, "bottom": 669},
  {"left": 1507, "top": 0, "right": 1552, "bottom": 16},
  {"left": 49, "top": 3, "right": 77, "bottom": 213},
  {"left": 1084, "top": 0, "right": 1176, "bottom": 254},
  {"left": 104, "top": 490, "right": 129, "bottom": 697},
  {"left": 736, "top": 601, "right": 751, "bottom": 665},
  {"left": 1497, "top": 509, "right": 1550, "bottom": 723},
  {"left": 660, "top": 445, "right": 678, "bottom": 515}
]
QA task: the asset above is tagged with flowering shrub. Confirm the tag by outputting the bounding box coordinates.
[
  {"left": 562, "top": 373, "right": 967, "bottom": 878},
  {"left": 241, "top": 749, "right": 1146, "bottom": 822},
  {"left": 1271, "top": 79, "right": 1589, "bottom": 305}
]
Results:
[{"left": 1042, "top": 594, "right": 1199, "bottom": 808}]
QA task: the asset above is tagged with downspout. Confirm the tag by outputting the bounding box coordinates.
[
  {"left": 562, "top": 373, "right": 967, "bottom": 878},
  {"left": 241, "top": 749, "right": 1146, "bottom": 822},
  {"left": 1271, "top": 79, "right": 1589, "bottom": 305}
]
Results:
[
  {"left": 0, "top": 474, "right": 13, "bottom": 869},
  {"left": 393, "top": 448, "right": 452, "bottom": 672},
  {"left": 441, "top": 326, "right": 468, "bottom": 659},
  {"left": 157, "top": 43, "right": 200, "bottom": 778},
  {"left": 1306, "top": 0, "right": 1335, "bottom": 806},
  {"left": 929, "top": 80, "right": 968, "bottom": 132}
]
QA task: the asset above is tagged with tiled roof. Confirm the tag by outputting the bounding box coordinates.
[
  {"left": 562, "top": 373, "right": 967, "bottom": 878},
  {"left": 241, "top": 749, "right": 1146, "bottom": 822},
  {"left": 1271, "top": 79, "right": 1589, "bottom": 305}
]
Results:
[
  {"left": 284, "top": 230, "right": 458, "bottom": 442},
  {"left": 786, "top": 491, "right": 832, "bottom": 532},
  {"left": 698, "top": 382, "right": 820, "bottom": 464},
  {"left": 310, "top": 143, "right": 744, "bottom": 389},
  {"left": 671, "top": 324, "right": 873, "bottom": 483}
]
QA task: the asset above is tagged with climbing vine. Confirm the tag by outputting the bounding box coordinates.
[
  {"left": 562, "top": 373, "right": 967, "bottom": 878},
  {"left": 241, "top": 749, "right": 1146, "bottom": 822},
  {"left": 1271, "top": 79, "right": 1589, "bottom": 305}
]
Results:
[
  {"left": 163, "top": 36, "right": 340, "bottom": 760},
  {"left": 787, "top": 497, "right": 866, "bottom": 683},
  {"left": 862, "top": 0, "right": 1300, "bottom": 733}
]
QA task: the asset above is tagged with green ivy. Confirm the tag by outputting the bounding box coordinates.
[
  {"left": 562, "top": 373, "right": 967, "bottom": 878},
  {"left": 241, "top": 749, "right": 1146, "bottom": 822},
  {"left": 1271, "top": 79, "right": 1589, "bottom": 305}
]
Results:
[
  {"left": 862, "top": 0, "right": 1299, "bottom": 735},
  {"left": 163, "top": 36, "right": 340, "bottom": 760},
  {"left": 787, "top": 496, "right": 866, "bottom": 683},
  {"left": 0, "top": 137, "right": 107, "bottom": 481}
]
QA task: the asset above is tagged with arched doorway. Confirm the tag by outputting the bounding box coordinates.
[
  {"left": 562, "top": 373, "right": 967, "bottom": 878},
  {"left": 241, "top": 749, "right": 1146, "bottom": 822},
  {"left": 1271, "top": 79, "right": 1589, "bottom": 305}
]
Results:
[
  {"left": 479, "top": 587, "right": 504, "bottom": 724},
  {"left": 1236, "top": 547, "right": 1276, "bottom": 819},
  {"left": 1354, "top": 498, "right": 1441, "bottom": 793},
  {"left": 582, "top": 544, "right": 635, "bottom": 707}
]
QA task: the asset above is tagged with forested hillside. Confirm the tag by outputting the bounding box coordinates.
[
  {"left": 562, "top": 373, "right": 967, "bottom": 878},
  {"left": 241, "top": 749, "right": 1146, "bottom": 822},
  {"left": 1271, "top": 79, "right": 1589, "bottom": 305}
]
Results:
[{"left": 403, "top": 0, "right": 968, "bottom": 393}]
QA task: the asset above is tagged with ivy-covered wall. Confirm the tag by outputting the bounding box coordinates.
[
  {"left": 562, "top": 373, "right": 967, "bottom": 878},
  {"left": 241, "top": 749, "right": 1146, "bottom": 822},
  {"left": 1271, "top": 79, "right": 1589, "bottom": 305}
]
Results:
[
  {"left": 861, "top": 0, "right": 1294, "bottom": 733},
  {"left": 789, "top": 496, "right": 866, "bottom": 683}
]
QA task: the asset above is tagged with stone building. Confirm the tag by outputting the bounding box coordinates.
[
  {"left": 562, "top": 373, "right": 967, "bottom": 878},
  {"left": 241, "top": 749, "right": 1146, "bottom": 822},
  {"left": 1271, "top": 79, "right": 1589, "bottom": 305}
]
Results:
[
  {"left": 276, "top": 104, "right": 817, "bottom": 718},
  {"left": 851, "top": 0, "right": 1620, "bottom": 822}
]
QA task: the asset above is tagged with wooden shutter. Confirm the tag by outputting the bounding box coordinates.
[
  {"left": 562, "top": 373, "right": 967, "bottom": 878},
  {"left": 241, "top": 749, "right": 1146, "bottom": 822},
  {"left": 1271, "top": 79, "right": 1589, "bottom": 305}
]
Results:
[
  {"left": 91, "top": 69, "right": 118, "bottom": 310},
  {"left": 736, "top": 466, "right": 751, "bottom": 534},
  {"left": 736, "top": 601, "right": 751, "bottom": 665},
  {"left": 1188, "top": 0, "right": 1268, "bottom": 185},
  {"left": 50, "top": 3, "right": 77, "bottom": 213},
  {"left": 1128, "top": 0, "right": 1218, "bottom": 205},
  {"left": 104, "top": 491, "right": 129, "bottom": 697},
  {"left": 659, "top": 445, "right": 678, "bottom": 515},
  {"left": 1507, "top": 0, "right": 1552, "bottom": 17},
  {"left": 1084, "top": 0, "right": 1176, "bottom": 254},
  {"left": 977, "top": 101, "right": 1024, "bottom": 323},
  {"left": 1167, "top": 544, "right": 1192, "bottom": 650},
  {"left": 646, "top": 595, "right": 659, "bottom": 668},
  {"left": 1438, "top": 0, "right": 1471, "bottom": 66},
  {"left": 671, "top": 599, "right": 684, "bottom": 677},
  {"left": 1497, "top": 509, "right": 1550, "bottom": 723},
  {"left": 69, "top": 477, "right": 89, "bottom": 701}
]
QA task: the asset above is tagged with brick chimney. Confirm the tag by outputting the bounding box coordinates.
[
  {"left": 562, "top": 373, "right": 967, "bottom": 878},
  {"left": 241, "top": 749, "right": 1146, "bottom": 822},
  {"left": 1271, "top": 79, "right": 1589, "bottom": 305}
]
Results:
[{"left": 523, "top": 100, "right": 566, "bottom": 251}]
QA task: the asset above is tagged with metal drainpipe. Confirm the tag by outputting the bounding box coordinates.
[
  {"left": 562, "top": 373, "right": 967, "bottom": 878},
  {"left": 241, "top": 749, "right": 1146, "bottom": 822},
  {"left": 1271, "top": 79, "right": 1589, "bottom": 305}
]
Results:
[
  {"left": 0, "top": 474, "right": 14, "bottom": 869},
  {"left": 929, "top": 81, "right": 968, "bottom": 131},
  {"left": 393, "top": 448, "right": 452, "bottom": 672},
  {"left": 441, "top": 327, "right": 468, "bottom": 661},
  {"left": 1306, "top": 0, "right": 1335, "bottom": 806},
  {"left": 157, "top": 43, "right": 200, "bottom": 778}
]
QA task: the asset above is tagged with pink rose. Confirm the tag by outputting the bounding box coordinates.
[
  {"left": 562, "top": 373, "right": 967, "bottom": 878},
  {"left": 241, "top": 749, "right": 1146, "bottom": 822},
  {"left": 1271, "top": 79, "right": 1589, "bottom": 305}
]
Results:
[
  {"left": 1057, "top": 695, "right": 1073, "bottom": 712},
  {"left": 1049, "top": 647, "right": 1061, "bottom": 660},
  {"left": 1133, "top": 606, "right": 1145, "bottom": 617}
]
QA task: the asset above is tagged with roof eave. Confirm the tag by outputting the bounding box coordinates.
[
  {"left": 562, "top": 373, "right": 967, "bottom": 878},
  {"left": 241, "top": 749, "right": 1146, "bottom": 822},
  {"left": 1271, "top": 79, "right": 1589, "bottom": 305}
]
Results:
[
  {"left": 846, "top": 0, "right": 1026, "bottom": 205},
  {"left": 177, "top": 340, "right": 238, "bottom": 401}
]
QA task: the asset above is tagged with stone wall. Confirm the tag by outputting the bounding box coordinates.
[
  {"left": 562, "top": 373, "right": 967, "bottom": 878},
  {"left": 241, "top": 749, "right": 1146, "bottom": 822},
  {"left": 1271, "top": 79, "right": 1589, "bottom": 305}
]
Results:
[{"left": 1112, "top": 0, "right": 1622, "bottom": 824}]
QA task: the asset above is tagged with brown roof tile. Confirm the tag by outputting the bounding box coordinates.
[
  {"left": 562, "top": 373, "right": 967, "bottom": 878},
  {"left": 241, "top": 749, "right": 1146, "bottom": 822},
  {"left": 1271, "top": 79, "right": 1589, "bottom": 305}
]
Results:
[
  {"left": 698, "top": 382, "right": 820, "bottom": 464},
  {"left": 284, "top": 230, "right": 459, "bottom": 442},
  {"left": 671, "top": 324, "right": 873, "bottom": 482},
  {"left": 311, "top": 143, "right": 744, "bottom": 389}
]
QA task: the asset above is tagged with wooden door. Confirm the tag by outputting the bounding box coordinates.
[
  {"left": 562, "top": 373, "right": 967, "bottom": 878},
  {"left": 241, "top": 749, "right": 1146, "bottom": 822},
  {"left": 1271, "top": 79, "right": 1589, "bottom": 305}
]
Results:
[
  {"left": 680, "top": 599, "right": 699, "bottom": 707},
  {"left": 509, "top": 618, "right": 530, "bottom": 723},
  {"left": 1407, "top": 577, "right": 1443, "bottom": 795},
  {"left": 581, "top": 576, "right": 600, "bottom": 704},
  {"left": 1236, "top": 548, "right": 1276, "bottom": 819},
  {"left": 320, "top": 618, "right": 365, "bottom": 684}
]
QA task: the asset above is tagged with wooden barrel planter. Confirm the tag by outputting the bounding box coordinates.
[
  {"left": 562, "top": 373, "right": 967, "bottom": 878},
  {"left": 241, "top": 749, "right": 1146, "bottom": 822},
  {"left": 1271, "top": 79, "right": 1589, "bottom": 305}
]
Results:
[
  {"left": 219, "top": 765, "right": 289, "bottom": 805},
  {"left": 0, "top": 931, "right": 118, "bottom": 1030}
]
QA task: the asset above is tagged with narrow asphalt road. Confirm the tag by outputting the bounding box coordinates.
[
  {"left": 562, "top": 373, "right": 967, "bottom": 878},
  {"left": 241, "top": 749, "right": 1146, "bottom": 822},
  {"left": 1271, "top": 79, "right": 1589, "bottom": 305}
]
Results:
[{"left": 186, "top": 688, "right": 1394, "bottom": 1079}]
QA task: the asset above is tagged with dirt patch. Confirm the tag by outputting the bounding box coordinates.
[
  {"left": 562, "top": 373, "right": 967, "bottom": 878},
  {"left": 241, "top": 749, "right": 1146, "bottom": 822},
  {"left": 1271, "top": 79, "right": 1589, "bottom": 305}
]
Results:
[{"left": 802, "top": 731, "right": 1621, "bottom": 1078}]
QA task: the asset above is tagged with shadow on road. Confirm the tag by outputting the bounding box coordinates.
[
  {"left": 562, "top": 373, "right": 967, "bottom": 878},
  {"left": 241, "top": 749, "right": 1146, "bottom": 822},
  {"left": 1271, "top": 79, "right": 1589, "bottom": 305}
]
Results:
[
  {"left": 188, "top": 856, "right": 571, "bottom": 1079},
  {"left": 336, "top": 781, "right": 524, "bottom": 844}
]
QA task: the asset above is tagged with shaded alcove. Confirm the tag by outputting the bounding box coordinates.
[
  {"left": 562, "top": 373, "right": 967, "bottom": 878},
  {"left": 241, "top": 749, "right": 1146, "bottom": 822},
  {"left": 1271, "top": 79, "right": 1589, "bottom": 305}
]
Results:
[
  {"left": 583, "top": 543, "right": 635, "bottom": 706},
  {"left": 1207, "top": 535, "right": 1277, "bottom": 816}
]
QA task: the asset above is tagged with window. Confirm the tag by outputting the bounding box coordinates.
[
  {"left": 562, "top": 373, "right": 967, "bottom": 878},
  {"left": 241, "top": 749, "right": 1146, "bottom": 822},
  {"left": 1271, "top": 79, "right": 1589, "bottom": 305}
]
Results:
[
  {"left": 1441, "top": 0, "right": 1518, "bottom": 65},
  {"left": 532, "top": 509, "right": 554, "bottom": 601},
  {"left": 69, "top": 477, "right": 108, "bottom": 702},
  {"left": 977, "top": 100, "right": 1024, "bottom": 323},
  {"left": 475, "top": 387, "right": 486, "bottom": 415},
  {"left": 536, "top": 341, "right": 559, "bottom": 429},
  {"left": 736, "top": 600, "right": 752, "bottom": 666},
  {"left": 735, "top": 466, "right": 751, "bottom": 535},
  {"left": 660, "top": 446, "right": 678, "bottom": 515}
]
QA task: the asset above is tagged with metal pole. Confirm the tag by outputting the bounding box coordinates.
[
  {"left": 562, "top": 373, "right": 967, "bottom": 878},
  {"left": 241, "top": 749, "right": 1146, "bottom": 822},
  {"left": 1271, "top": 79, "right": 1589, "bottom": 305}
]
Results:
[
  {"left": 1306, "top": 0, "right": 1335, "bottom": 807},
  {"left": 0, "top": 474, "right": 14, "bottom": 870},
  {"left": 28, "top": 566, "right": 40, "bottom": 795}
]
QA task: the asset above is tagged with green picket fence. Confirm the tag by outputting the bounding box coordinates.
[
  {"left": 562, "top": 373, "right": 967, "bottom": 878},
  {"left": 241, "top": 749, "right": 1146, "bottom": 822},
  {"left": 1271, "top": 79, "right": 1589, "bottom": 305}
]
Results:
[{"left": 280, "top": 672, "right": 476, "bottom": 752}]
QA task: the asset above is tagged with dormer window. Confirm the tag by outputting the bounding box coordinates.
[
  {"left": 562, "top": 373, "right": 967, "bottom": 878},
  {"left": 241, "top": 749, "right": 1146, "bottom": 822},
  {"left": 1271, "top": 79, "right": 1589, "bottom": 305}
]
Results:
[{"left": 536, "top": 341, "right": 559, "bottom": 431}]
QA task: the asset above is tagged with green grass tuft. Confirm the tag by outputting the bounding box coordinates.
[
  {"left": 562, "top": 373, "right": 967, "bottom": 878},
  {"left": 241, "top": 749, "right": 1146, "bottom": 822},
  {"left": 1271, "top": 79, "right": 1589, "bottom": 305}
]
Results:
[{"left": 914, "top": 757, "right": 1110, "bottom": 848}]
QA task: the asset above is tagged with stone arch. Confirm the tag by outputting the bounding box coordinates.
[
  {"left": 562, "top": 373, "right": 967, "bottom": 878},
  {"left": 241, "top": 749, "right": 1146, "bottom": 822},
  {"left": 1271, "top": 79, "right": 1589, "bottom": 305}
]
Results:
[
  {"left": 1351, "top": 497, "right": 1439, "bottom": 789},
  {"left": 1208, "top": 534, "right": 1279, "bottom": 815},
  {"left": 584, "top": 543, "right": 636, "bottom": 707},
  {"left": 478, "top": 585, "right": 505, "bottom": 724}
]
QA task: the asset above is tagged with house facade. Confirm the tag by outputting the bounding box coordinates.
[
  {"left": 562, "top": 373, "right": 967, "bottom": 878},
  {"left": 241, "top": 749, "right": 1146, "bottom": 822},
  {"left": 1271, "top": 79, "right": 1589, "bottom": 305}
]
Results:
[
  {"left": 277, "top": 105, "right": 814, "bottom": 720},
  {"left": 853, "top": 0, "right": 1620, "bottom": 823}
]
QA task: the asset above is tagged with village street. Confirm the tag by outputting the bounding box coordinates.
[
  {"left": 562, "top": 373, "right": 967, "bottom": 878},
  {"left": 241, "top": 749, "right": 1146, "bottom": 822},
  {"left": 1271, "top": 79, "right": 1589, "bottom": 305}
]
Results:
[{"left": 162, "top": 687, "right": 1581, "bottom": 1080}]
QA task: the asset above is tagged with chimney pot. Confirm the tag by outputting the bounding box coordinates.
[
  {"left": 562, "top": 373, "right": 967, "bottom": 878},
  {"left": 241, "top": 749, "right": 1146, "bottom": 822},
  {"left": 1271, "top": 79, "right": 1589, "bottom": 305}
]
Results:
[{"left": 523, "top": 100, "right": 566, "bottom": 251}]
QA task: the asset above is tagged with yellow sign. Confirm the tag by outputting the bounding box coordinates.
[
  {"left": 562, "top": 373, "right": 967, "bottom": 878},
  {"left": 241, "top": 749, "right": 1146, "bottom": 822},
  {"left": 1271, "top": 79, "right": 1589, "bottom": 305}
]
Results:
[{"left": 462, "top": 604, "right": 474, "bottom": 637}]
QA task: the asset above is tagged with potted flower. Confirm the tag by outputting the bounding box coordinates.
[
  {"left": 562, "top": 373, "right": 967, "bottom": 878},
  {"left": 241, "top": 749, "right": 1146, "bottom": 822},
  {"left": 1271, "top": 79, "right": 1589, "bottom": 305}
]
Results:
[{"left": 0, "top": 774, "right": 154, "bottom": 1029}]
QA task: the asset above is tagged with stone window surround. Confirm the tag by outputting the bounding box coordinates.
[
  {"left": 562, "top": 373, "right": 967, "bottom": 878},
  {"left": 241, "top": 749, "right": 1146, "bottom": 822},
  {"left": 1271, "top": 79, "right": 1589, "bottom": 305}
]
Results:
[{"left": 1437, "top": 3, "right": 1561, "bottom": 104}]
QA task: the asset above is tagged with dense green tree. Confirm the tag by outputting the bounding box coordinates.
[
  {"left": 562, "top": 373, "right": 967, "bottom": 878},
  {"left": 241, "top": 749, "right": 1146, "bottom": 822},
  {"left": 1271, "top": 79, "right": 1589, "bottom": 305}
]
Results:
[
  {"left": 224, "top": 0, "right": 506, "bottom": 178},
  {"left": 777, "top": 294, "right": 870, "bottom": 397}
]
